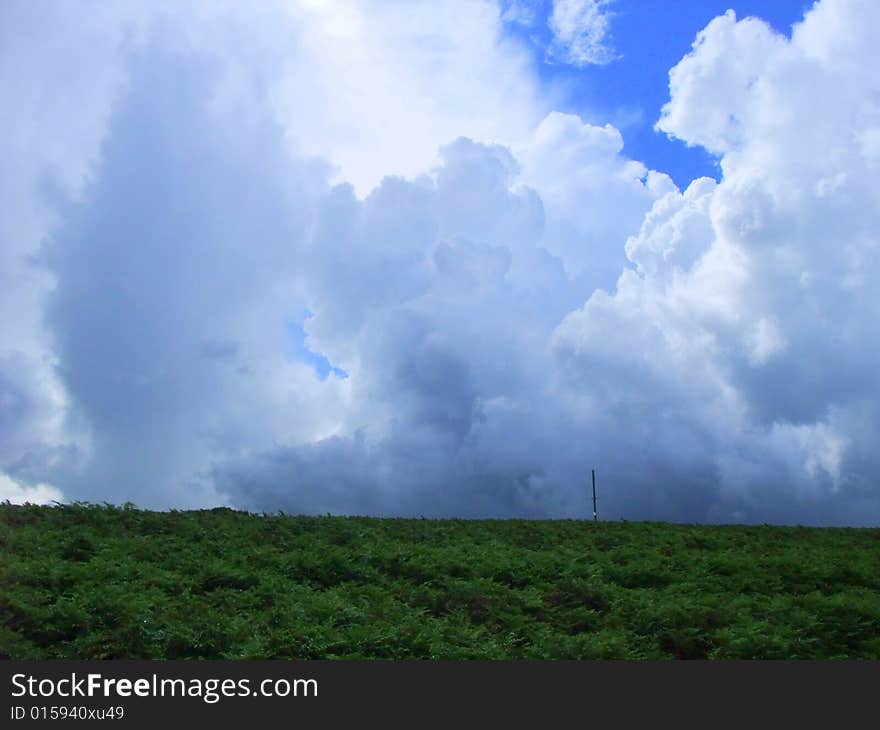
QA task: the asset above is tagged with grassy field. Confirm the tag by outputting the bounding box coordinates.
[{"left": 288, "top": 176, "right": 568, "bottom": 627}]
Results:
[{"left": 2, "top": 502, "right": 879, "bottom": 659}]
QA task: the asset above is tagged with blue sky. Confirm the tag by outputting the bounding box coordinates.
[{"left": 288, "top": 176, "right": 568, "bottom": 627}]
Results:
[
  {"left": 287, "top": 319, "right": 348, "bottom": 381},
  {"left": 505, "top": 0, "right": 815, "bottom": 187}
]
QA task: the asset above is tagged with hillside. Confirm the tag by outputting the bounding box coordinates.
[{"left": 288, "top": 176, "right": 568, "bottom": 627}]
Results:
[{"left": 2, "top": 503, "right": 878, "bottom": 659}]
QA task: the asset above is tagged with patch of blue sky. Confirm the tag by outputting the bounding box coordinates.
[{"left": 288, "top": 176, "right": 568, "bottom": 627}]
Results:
[
  {"left": 502, "top": 0, "right": 814, "bottom": 189},
  {"left": 285, "top": 319, "right": 348, "bottom": 381}
]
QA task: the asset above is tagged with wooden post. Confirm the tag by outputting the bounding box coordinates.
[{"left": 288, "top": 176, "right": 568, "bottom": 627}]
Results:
[{"left": 592, "top": 469, "right": 597, "bottom": 522}]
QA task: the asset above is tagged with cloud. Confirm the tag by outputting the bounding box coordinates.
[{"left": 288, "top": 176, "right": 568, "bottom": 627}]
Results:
[
  {"left": 501, "top": 1, "right": 539, "bottom": 28},
  {"left": 547, "top": 0, "right": 618, "bottom": 67},
  {"left": 35, "top": 29, "right": 350, "bottom": 509},
  {"left": 0, "top": 0, "right": 548, "bottom": 508},
  {"left": 0, "top": 1, "right": 153, "bottom": 494},
  {"left": 2, "top": 0, "right": 880, "bottom": 525},
  {"left": 519, "top": 111, "right": 675, "bottom": 284},
  {"left": 270, "top": 0, "right": 547, "bottom": 195},
  {"left": 0, "top": 473, "right": 63, "bottom": 506},
  {"left": 655, "top": 10, "right": 787, "bottom": 156},
  {"left": 554, "top": 0, "right": 880, "bottom": 523}
]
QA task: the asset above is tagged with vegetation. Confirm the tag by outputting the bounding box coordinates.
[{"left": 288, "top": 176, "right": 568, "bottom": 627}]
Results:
[{"left": 2, "top": 502, "right": 879, "bottom": 659}]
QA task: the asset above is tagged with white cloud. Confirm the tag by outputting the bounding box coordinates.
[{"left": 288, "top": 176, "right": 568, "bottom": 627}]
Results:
[
  {"left": 0, "top": 473, "right": 64, "bottom": 505},
  {"left": 548, "top": 0, "right": 617, "bottom": 67},
  {"left": 656, "top": 10, "right": 785, "bottom": 156},
  {"left": 519, "top": 111, "right": 674, "bottom": 283},
  {"left": 271, "top": 0, "right": 547, "bottom": 195},
  {"left": 555, "top": 0, "right": 880, "bottom": 522}
]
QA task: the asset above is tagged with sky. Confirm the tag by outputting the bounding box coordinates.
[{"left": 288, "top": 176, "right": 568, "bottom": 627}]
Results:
[
  {"left": 503, "top": 0, "right": 815, "bottom": 187},
  {"left": 2, "top": 0, "right": 879, "bottom": 526}
]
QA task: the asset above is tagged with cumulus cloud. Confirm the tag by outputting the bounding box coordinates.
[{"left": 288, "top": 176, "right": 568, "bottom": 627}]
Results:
[
  {"left": 519, "top": 111, "right": 675, "bottom": 284},
  {"left": 1, "top": 0, "right": 546, "bottom": 506},
  {"left": 556, "top": 0, "right": 880, "bottom": 523},
  {"left": 2, "top": 0, "right": 880, "bottom": 525}
]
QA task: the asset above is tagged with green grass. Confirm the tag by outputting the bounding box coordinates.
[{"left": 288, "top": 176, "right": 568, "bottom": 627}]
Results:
[{"left": 2, "top": 502, "right": 879, "bottom": 659}]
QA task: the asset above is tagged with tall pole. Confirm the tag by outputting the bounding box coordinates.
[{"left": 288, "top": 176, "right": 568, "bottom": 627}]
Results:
[{"left": 592, "top": 469, "right": 597, "bottom": 522}]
